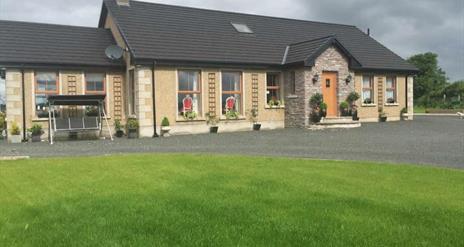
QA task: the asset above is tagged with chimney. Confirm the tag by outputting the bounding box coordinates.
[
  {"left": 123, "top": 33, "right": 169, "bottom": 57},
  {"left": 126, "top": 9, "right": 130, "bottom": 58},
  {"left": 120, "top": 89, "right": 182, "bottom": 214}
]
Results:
[
  {"left": 367, "top": 28, "right": 370, "bottom": 36},
  {"left": 116, "top": 0, "right": 130, "bottom": 6}
]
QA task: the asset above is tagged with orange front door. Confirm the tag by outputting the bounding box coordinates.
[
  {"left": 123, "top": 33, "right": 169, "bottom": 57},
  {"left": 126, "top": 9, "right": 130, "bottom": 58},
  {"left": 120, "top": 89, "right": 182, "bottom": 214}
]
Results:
[{"left": 321, "top": 72, "right": 338, "bottom": 117}]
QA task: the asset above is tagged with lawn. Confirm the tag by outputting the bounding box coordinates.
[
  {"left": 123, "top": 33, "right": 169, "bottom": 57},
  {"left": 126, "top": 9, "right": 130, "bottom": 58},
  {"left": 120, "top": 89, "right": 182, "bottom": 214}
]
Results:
[{"left": 0, "top": 154, "right": 463, "bottom": 246}]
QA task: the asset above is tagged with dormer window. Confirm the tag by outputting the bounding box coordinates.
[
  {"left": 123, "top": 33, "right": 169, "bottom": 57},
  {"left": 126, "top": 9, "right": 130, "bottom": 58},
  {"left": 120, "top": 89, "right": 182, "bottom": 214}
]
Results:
[{"left": 231, "top": 23, "right": 253, "bottom": 34}]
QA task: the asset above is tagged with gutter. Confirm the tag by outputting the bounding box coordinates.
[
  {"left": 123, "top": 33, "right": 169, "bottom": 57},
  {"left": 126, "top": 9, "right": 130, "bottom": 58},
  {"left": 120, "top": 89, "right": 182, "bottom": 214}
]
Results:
[
  {"left": 20, "top": 68, "right": 27, "bottom": 142},
  {"left": 152, "top": 61, "right": 159, "bottom": 137}
]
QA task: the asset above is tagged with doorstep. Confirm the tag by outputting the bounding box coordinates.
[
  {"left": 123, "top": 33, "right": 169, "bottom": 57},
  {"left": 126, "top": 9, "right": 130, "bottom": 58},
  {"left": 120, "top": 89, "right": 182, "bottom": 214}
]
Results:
[{"left": 308, "top": 117, "right": 361, "bottom": 130}]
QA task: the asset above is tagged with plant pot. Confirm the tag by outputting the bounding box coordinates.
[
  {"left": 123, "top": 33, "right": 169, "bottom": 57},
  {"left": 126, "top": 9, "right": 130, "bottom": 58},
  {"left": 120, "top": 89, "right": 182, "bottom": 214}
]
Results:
[
  {"left": 161, "top": 126, "right": 171, "bottom": 137},
  {"left": 320, "top": 110, "right": 327, "bottom": 118},
  {"left": 379, "top": 116, "right": 388, "bottom": 122},
  {"left": 210, "top": 126, "right": 219, "bottom": 134},
  {"left": 128, "top": 128, "right": 138, "bottom": 139},
  {"left": 352, "top": 111, "right": 359, "bottom": 121},
  {"left": 310, "top": 112, "right": 322, "bottom": 123},
  {"left": 253, "top": 123, "right": 261, "bottom": 131},
  {"left": 9, "top": 134, "right": 22, "bottom": 144},
  {"left": 115, "top": 130, "right": 124, "bottom": 138},
  {"left": 31, "top": 134, "right": 42, "bottom": 142}
]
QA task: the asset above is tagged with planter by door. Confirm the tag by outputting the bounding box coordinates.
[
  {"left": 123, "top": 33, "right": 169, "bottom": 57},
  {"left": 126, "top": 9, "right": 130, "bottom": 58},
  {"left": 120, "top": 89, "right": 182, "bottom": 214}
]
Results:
[
  {"left": 161, "top": 127, "right": 171, "bottom": 137},
  {"left": 253, "top": 124, "right": 261, "bottom": 131},
  {"left": 115, "top": 130, "right": 124, "bottom": 138},
  {"left": 379, "top": 116, "right": 388, "bottom": 122},
  {"left": 31, "top": 134, "right": 42, "bottom": 142},
  {"left": 321, "top": 72, "right": 338, "bottom": 117}
]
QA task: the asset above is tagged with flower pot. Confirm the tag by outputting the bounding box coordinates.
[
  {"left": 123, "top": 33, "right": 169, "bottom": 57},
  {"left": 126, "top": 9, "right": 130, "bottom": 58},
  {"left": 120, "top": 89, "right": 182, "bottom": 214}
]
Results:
[
  {"left": 115, "top": 130, "right": 124, "bottom": 138},
  {"left": 379, "top": 116, "right": 388, "bottom": 122},
  {"left": 128, "top": 128, "right": 138, "bottom": 139},
  {"left": 253, "top": 123, "right": 261, "bottom": 131},
  {"left": 9, "top": 134, "right": 22, "bottom": 144},
  {"left": 320, "top": 110, "right": 327, "bottom": 118},
  {"left": 31, "top": 134, "right": 42, "bottom": 142},
  {"left": 210, "top": 126, "right": 219, "bottom": 134},
  {"left": 161, "top": 126, "right": 171, "bottom": 137},
  {"left": 352, "top": 111, "right": 359, "bottom": 121}
]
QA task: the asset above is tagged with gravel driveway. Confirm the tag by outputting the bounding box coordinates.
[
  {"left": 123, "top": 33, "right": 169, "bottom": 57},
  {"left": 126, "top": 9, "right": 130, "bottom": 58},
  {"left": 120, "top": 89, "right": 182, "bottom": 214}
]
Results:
[{"left": 1, "top": 116, "right": 463, "bottom": 168}]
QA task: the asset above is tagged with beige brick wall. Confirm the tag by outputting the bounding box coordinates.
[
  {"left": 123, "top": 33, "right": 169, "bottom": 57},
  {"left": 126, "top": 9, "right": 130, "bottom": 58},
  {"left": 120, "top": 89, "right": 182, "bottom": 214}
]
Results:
[{"left": 5, "top": 70, "right": 23, "bottom": 137}]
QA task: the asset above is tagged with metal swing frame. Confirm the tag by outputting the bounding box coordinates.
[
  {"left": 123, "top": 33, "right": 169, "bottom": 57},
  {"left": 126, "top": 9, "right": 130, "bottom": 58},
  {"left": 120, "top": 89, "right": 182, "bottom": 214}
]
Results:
[{"left": 47, "top": 95, "right": 113, "bottom": 144}]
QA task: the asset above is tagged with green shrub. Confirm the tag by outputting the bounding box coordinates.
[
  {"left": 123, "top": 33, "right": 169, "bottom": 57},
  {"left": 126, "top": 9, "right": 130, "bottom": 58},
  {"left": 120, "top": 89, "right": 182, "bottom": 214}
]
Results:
[
  {"left": 309, "top": 93, "right": 323, "bottom": 108},
  {"left": 114, "top": 120, "right": 124, "bottom": 131},
  {"left": 339, "top": 101, "right": 349, "bottom": 110},
  {"left": 346, "top": 92, "right": 360, "bottom": 104},
  {"left": 161, "top": 117, "right": 170, "bottom": 127},
  {"left": 126, "top": 119, "right": 139, "bottom": 130},
  {"left": 183, "top": 111, "right": 197, "bottom": 120},
  {"left": 320, "top": 103, "right": 327, "bottom": 111},
  {"left": 0, "top": 112, "right": 5, "bottom": 130},
  {"left": 225, "top": 110, "right": 239, "bottom": 120},
  {"left": 206, "top": 113, "right": 219, "bottom": 126},
  {"left": 10, "top": 122, "right": 21, "bottom": 135},
  {"left": 28, "top": 124, "right": 43, "bottom": 135}
]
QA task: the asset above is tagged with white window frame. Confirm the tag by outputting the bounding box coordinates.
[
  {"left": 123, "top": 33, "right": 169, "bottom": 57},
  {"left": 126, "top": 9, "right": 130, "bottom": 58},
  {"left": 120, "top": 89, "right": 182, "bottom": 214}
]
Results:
[
  {"left": 175, "top": 69, "right": 204, "bottom": 121},
  {"left": 265, "top": 72, "right": 284, "bottom": 108},
  {"left": 219, "top": 71, "right": 245, "bottom": 118},
  {"left": 385, "top": 76, "right": 399, "bottom": 105},
  {"left": 362, "top": 75, "right": 375, "bottom": 106}
]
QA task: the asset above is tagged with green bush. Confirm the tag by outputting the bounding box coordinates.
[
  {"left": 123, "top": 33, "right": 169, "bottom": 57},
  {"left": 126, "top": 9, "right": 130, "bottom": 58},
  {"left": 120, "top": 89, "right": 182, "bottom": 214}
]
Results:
[
  {"left": 183, "top": 111, "right": 197, "bottom": 120},
  {"left": 114, "top": 120, "right": 124, "bottom": 131},
  {"left": 10, "top": 122, "right": 21, "bottom": 135},
  {"left": 126, "top": 119, "right": 139, "bottom": 130},
  {"left": 161, "top": 117, "right": 170, "bottom": 127},
  {"left": 309, "top": 93, "right": 323, "bottom": 108},
  {"left": 0, "top": 112, "right": 5, "bottom": 130},
  {"left": 225, "top": 110, "right": 239, "bottom": 120},
  {"left": 206, "top": 113, "right": 219, "bottom": 126},
  {"left": 320, "top": 103, "right": 327, "bottom": 111},
  {"left": 339, "top": 101, "right": 349, "bottom": 110},
  {"left": 28, "top": 124, "right": 43, "bottom": 135},
  {"left": 346, "top": 92, "right": 360, "bottom": 104}
]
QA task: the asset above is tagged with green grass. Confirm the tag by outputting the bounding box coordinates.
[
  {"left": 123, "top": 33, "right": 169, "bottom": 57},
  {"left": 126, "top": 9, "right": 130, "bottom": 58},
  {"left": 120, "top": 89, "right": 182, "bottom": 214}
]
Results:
[
  {"left": 414, "top": 106, "right": 427, "bottom": 113},
  {"left": 0, "top": 154, "right": 463, "bottom": 246}
]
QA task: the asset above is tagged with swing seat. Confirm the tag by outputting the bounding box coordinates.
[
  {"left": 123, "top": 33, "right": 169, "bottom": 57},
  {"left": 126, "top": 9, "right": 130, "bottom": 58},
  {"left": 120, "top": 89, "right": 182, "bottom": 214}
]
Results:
[{"left": 54, "top": 117, "right": 100, "bottom": 132}]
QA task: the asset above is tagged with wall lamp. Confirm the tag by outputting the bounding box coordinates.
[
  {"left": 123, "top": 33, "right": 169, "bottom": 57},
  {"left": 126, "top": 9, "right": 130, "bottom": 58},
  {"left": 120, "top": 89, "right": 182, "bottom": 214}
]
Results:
[
  {"left": 312, "top": 74, "right": 319, "bottom": 84},
  {"left": 345, "top": 74, "right": 353, "bottom": 84}
]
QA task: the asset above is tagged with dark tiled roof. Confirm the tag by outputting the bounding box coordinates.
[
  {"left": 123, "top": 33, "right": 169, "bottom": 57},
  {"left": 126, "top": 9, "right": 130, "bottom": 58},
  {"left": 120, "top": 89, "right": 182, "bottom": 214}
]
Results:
[
  {"left": 0, "top": 20, "right": 122, "bottom": 67},
  {"left": 285, "top": 36, "right": 334, "bottom": 65},
  {"left": 103, "top": 0, "right": 417, "bottom": 72}
]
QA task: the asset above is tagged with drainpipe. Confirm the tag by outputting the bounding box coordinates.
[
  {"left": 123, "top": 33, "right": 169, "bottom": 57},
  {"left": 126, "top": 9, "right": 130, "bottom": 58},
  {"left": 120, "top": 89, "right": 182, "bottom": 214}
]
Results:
[
  {"left": 152, "top": 60, "right": 159, "bottom": 137},
  {"left": 21, "top": 68, "right": 27, "bottom": 142}
]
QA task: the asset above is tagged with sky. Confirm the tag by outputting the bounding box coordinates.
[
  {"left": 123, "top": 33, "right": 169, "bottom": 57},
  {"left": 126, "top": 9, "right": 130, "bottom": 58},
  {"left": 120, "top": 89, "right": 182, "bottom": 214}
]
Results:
[{"left": 0, "top": 0, "right": 463, "bottom": 81}]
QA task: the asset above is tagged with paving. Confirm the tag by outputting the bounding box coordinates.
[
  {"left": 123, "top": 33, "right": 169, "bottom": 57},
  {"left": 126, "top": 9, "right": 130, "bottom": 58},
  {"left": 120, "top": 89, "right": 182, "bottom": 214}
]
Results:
[{"left": 0, "top": 116, "right": 463, "bottom": 169}]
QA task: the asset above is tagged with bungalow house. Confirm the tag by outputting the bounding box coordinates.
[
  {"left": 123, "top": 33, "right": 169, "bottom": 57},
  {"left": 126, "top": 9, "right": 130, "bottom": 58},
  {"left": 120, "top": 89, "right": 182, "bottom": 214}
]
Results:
[{"left": 0, "top": 0, "right": 417, "bottom": 140}]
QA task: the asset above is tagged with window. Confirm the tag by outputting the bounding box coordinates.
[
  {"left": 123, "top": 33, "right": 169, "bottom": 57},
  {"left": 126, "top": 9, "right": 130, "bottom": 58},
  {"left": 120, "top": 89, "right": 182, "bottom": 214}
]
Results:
[
  {"left": 85, "top": 73, "right": 105, "bottom": 94},
  {"left": 362, "top": 75, "right": 374, "bottom": 104},
  {"left": 266, "top": 73, "right": 282, "bottom": 106},
  {"left": 0, "top": 69, "right": 5, "bottom": 113},
  {"left": 222, "top": 72, "right": 242, "bottom": 115},
  {"left": 231, "top": 22, "right": 253, "bottom": 33},
  {"left": 385, "top": 76, "right": 397, "bottom": 104},
  {"left": 35, "top": 72, "right": 59, "bottom": 118},
  {"left": 178, "top": 70, "right": 201, "bottom": 119},
  {"left": 85, "top": 73, "right": 106, "bottom": 117}
]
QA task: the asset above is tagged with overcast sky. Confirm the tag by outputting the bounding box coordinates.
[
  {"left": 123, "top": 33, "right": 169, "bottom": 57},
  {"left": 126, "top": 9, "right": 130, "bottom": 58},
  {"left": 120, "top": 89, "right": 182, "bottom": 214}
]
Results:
[{"left": 0, "top": 0, "right": 463, "bottom": 81}]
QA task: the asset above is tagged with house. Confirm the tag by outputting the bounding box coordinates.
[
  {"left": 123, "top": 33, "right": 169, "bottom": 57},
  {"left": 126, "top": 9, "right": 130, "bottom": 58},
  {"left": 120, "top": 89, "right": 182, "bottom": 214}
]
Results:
[{"left": 0, "top": 0, "right": 417, "bottom": 140}]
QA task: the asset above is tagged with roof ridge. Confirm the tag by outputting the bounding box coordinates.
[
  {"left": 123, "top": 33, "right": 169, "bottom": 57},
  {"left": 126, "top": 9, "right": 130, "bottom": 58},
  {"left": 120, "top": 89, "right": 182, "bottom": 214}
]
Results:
[
  {"left": 129, "top": 0, "right": 357, "bottom": 28},
  {"left": 0, "top": 19, "right": 102, "bottom": 30},
  {"left": 288, "top": 35, "right": 336, "bottom": 46}
]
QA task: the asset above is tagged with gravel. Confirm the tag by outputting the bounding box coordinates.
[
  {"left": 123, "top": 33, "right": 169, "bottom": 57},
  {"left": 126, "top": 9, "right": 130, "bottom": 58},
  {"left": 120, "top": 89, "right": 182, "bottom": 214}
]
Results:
[{"left": 0, "top": 116, "right": 463, "bottom": 168}]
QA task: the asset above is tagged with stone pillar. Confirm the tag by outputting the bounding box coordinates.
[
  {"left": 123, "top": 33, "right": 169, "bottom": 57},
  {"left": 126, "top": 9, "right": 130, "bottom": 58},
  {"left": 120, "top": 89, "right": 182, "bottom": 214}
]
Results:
[
  {"left": 135, "top": 67, "right": 154, "bottom": 137},
  {"left": 407, "top": 76, "right": 414, "bottom": 120},
  {"left": 5, "top": 70, "right": 24, "bottom": 139}
]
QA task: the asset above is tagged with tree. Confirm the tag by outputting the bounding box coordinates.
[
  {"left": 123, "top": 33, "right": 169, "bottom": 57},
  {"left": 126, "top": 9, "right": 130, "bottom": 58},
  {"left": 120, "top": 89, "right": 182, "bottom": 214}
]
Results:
[{"left": 407, "top": 53, "right": 448, "bottom": 107}]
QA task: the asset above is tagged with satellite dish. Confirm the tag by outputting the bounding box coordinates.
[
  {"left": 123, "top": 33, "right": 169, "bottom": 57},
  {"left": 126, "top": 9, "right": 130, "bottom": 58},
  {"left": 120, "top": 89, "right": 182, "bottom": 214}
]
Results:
[{"left": 105, "top": 45, "right": 124, "bottom": 60}]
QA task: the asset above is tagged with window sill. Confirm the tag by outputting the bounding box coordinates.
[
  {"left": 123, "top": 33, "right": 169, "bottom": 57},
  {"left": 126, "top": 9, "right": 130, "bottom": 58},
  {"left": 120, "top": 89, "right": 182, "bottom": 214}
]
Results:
[
  {"left": 219, "top": 117, "right": 247, "bottom": 121},
  {"left": 265, "top": 105, "right": 285, "bottom": 109},
  {"left": 286, "top": 95, "right": 298, "bottom": 99},
  {"left": 384, "top": 103, "right": 399, "bottom": 107},
  {"left": 32, "top": 118, "right": 49, "bottom": 122},
  {"left": 361, "top": 104, "right": 377, "bottom": 107},
  {"left": 176, "top": 118, "right": 206, "bottom": 123}
]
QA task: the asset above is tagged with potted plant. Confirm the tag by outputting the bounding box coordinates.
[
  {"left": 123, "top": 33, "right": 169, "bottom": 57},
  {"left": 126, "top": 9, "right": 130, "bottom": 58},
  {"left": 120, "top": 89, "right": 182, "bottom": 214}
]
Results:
[
  {"left": 340, "top": 101, "right": 350, "bottom": 116},
  {"left": 320, "top": 102, "right": 327, "bottom": 118},
  {"left": 351, "top": 104, "right": 360, "bottom": 121},
  {"left": 309, "top": 93, "right": 323, "bottom": 123},
  {"left": 126, "top": 118, "right": 139, "bottom": 139},
  {"left": 28, "top": 124, "right": 43, "bottom": 142},
  {"left": 160, "top": 117, "right": 171, "bottom": 137},
  {"left": 247, "top": 108, "right": 261, "bottom": 131},
  {"left": 206, "top": 113, "right": 219, "bottom": 133},
  {"left": 183, "top": 111, "right": 197, "bottom": 120},
  {"left": 225, "top": 110, "right": 239, "bottom": 120},
  {"left": 114, "top": 119, "right": 124, "bottom": 138},
  {"left": 268, "top": 98, "right": 281, "bottom": 108},
  {"left": 9, "top": 121, "right": 22, "bottom": 144},
  {"left": 346, "top": 92, "right": 360, "bottom": 117},
  {"left": 400, "top": 107, "right": 408, "bottom": 120},
  {"left": 379, "top": 107, "right": 388, "bottom": 122}
]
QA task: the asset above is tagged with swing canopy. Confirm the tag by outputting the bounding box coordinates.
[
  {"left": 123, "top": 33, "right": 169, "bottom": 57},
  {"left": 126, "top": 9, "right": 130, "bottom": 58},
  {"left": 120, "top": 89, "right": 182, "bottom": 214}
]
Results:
[{"left": 47, "top": 95, "right": 106, "bottom": 106}]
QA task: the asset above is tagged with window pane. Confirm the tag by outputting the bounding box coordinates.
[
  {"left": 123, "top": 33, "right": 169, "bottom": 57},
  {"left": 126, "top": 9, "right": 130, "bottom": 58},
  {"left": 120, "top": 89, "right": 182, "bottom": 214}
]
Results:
[
  {"left": 222, "top": 72, "right": 241, "bottom": 91},
  {"left": 363, "top": 76, "right": 371, "bottom": 88},
  {"left": 178, "top": 93, "right": 201, "bottom": 117},
  {"left": 36, "top": 72, "right": 57, "bottom": 92},
  {"left": 386, "top": 77, "right": 394, "bottom": 89},
  {"left": 178, "top": 71, "right": 199, "bottom": 92},
  {"left": 386, "top": 91, "right": 394, "bottom": 101},
  {"left": 231, "top": 23, "right": 253, "bottom": 33},
  {"left": 35, "top": 94, "right": 49, "bottom": 118},
  {"left": 86, "top": 73, "right": 104, "bottom": 92},
  {"left": 222, "top": 94, "right": 241, "bottom": 115}
]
